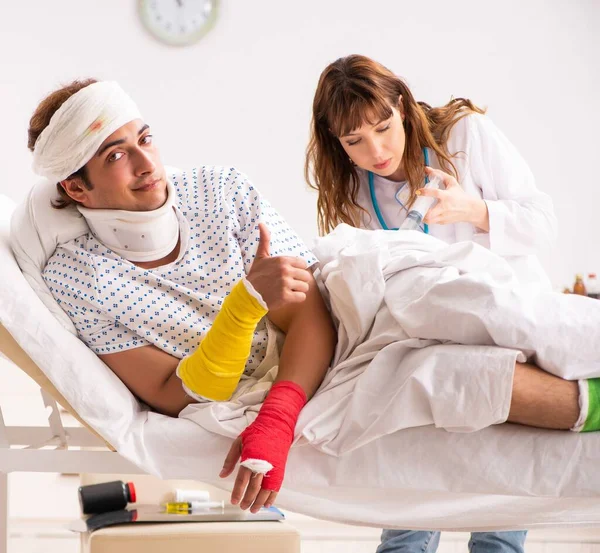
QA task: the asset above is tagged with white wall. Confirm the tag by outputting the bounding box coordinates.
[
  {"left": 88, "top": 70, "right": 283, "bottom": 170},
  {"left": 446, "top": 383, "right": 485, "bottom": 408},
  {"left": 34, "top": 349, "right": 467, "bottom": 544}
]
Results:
[{"left": 1, "top": 0, "right": 598, "bottom": 289}]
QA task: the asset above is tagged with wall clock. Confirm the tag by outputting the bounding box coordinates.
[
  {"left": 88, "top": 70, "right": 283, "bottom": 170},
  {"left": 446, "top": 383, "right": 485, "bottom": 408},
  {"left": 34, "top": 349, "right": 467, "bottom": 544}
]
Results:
[{"left": 139, "top": 0, "right": 219, "bottom": 47}]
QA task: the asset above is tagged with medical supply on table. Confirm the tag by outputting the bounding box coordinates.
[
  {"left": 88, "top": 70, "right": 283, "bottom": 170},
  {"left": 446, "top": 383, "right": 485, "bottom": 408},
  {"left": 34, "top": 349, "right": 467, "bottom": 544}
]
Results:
[
  {"left": 587, "top": 273, "right": 600, "bottom": 299},
  {"left": 400, "top": 175, "right": 443, "bottom": 231},
  {"left": 78, "top": 480, "right": 136, "bottom": 515},
  {"left": 174, "top": 489, "right": 211, "bottom": 503},
  {"left": 163, "top": 500, "right": 225, "bottom": 513},
  {"left": 70, "top": 504, "right": 286, "bottom": 532},
  {"left": 573, "top": 274, "right": 587, "bottom": 296}
]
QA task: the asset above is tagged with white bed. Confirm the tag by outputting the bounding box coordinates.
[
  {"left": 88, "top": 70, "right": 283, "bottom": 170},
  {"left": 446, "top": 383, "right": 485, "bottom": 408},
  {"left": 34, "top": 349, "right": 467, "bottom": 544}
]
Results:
[{"left": 2, "top": 177, "right": 600, "bottom": 540}]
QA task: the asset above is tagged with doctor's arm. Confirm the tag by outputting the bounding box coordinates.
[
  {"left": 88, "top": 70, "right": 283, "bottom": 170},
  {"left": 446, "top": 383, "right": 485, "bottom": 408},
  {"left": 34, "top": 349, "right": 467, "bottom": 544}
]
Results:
[
  {"left": 467, "top": 115, "right": 558, "bottom": 256},
  {"left": 422, "top": 115, "right": 557, "bottom": 256}
]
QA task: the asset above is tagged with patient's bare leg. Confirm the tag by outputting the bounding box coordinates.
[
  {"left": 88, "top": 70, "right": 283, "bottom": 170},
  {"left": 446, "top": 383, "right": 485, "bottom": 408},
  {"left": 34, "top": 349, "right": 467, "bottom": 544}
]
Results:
[{"left": 508, "top": 362, "right": 579, "bottom": 430}]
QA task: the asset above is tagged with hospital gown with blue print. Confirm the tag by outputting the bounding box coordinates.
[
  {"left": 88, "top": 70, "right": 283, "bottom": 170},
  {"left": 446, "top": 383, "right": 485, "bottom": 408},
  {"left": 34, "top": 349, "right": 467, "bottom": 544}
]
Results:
[{"left": 41, "top": 166, "right": 316, "bottom": 377}]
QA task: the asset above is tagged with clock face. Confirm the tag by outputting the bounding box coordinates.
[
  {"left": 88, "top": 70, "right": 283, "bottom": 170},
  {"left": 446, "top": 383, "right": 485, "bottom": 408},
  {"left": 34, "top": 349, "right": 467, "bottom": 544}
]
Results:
[{"left": 139, "top": 0, "right": 219, "bottom": 47}]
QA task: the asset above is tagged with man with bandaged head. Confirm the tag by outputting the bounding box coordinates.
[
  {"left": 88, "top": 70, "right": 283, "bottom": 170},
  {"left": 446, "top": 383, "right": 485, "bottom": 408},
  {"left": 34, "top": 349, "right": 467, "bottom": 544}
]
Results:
[{"left": 29, "top": 78, "right": 337, "bottom": 512}]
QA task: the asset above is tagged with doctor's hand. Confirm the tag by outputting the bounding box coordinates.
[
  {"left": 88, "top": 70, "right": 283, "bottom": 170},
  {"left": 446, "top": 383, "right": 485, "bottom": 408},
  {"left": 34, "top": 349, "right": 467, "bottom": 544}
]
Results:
[
  {"left": 419, "top": 167, "right": 490, "bottom": 231},
  {"left": 246, "top": 223, "right": 312, "bottom": 311}
]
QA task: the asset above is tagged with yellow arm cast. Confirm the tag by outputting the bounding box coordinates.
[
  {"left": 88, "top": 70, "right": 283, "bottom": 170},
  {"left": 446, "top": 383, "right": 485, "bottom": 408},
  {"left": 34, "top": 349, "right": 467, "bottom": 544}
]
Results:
[{"left": 177, "top": 279, "right": 268, "bottom": 401}]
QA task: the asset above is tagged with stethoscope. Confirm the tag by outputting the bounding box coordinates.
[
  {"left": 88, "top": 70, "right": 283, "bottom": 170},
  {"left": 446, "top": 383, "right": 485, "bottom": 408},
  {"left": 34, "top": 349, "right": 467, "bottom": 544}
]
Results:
[{"left": 368, "top": 147, "right": 430, "bottom": 233}]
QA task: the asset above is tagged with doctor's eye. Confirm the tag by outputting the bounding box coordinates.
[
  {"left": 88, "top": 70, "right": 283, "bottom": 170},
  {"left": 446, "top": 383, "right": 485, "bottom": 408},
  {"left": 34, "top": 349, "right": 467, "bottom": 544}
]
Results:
[{"left": 140, "top": 134, "right": 153, "bottom": 145}]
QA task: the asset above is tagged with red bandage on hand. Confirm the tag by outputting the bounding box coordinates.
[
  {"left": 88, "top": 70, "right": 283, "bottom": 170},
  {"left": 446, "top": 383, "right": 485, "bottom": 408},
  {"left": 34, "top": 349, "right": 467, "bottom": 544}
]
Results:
[{"left": 239, "top": 381, "right": 307, "bottom": 491}]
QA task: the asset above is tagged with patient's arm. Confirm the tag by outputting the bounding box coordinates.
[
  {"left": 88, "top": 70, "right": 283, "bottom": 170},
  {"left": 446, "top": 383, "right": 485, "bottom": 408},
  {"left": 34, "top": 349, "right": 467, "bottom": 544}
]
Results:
[
  {"left": 221, "top": 275, "right": 337, "bottom": 511},
  {"left": 99, "top": 345, "right": 196, "bottom": 418},
  {"left": 267, "top": 276, "right": 336, "bottom": 396},
  {"left": 99, "top": 223, "right": 331, "bottom": 418},
  {"left": 177, "top": 279, "right": 267, "bottom": 401}
]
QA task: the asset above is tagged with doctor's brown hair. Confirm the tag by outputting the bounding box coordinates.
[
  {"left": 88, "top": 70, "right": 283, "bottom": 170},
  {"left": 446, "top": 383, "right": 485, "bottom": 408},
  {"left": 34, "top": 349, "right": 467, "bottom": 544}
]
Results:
[
  {"left": 27, "top": 78, "right": 98, "bottom": 209},
  {"left": 305, "top": 55, "right": 485, "bottom": 234}
]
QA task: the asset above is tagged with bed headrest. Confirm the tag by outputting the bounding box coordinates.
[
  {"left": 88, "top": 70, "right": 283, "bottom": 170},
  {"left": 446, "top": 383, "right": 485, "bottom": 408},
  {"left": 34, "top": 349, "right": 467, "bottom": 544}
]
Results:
[
  {"left": 9, "top": 179, "right": 88, "bottom": 334},
  {"left": 11, "top": 178, "right": 88, "bottom": 272},
  {"left": 9, "top": 167, "right": 180, "bottom": 334}
]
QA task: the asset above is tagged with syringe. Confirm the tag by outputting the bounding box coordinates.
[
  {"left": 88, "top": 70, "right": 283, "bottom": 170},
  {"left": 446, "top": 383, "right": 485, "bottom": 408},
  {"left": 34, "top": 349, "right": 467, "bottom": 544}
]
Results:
[
  {"left": 400, "top": 175, "right": 442, "bottom": 231},
  {"left": 163, "top": 500, "right": 225, "bottom": 513}
]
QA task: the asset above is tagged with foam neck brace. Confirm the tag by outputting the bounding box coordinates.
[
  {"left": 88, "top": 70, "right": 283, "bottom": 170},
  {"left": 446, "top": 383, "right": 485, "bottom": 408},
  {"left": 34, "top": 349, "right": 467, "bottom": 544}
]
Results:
[{"left": 77, "top": 180, "right": 180, "bottom": 262}]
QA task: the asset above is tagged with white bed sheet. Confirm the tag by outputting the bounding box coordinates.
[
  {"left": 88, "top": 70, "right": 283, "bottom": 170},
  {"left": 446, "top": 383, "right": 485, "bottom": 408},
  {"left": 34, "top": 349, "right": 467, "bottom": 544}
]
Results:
[{"left": 2, "top": 190, "right": 600, "bottom": 531}]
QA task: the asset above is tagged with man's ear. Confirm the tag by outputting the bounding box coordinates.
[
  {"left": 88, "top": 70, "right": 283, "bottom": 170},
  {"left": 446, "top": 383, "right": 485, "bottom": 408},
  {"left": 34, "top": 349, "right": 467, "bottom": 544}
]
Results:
[{"left": 59, "top": 176, "right": 89, "bottom": 204}]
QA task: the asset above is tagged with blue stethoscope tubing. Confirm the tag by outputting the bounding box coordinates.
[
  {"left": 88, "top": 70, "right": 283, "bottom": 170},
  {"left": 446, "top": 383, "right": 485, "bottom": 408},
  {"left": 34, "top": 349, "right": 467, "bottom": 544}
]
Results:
[{"left": 368, "top": 147, "right": 430, "bottom": 233}]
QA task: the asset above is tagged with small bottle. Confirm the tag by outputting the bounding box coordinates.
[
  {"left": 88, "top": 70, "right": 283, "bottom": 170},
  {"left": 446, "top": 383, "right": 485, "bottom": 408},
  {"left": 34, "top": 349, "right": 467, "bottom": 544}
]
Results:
[
  {"left": 175, "top": 489, "right": 211, "bottom": 503},
  {"left": 573, "top": 274, "right": 587, "bottom": 296},
  {"left": 587, "top": 273, "right": 600, "bottom": 299},
  {"left": 158, "top": 488, "right": 211, "bottom": 505}
]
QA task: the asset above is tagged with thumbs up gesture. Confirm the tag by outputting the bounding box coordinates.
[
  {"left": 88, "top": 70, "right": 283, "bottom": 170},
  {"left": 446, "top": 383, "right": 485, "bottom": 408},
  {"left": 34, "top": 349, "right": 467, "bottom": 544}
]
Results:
[{"left": 246, "top": 223, "right": 311, "bottom": 311}]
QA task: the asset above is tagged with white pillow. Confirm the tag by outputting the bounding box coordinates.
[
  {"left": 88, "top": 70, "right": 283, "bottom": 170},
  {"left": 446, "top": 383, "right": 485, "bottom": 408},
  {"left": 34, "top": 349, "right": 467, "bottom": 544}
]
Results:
[
  {"left": 10, "top": 179, "right": 87, "bottom": 334},
  {"left": 9, "top": 167, "right": 179, "bottom": 334}
]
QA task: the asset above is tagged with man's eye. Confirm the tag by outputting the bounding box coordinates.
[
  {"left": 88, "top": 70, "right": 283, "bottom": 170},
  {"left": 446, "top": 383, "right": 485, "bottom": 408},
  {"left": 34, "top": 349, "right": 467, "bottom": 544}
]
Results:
[
  {"left": 141, "top": 134, "right": 153, "bottom": 144},
  {"left": 108, "top": 152, "right": 124, "bottom": 162}
]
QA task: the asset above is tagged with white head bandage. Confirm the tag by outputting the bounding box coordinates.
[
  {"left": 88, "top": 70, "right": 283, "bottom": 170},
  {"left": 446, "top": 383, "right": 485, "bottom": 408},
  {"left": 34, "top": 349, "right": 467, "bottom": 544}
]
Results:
[
  {"left": 77, "top": 179, "right": 180, "bottom": 263},
  {"left": 32, "top": 81, "right": 142, "bottom": 182}
]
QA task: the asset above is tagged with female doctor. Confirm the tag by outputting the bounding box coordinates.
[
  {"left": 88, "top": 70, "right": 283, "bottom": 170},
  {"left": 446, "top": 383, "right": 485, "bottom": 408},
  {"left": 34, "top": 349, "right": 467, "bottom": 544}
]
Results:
[{"left": 305, "top": 54, "right": 558, "bottom": 553}]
